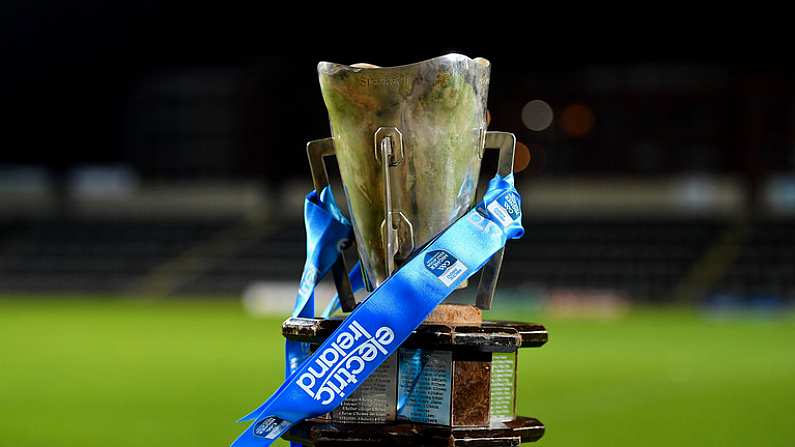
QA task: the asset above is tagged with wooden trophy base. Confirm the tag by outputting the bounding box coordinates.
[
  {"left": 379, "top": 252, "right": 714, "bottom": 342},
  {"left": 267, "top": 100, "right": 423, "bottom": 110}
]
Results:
[{"left": 280, "top": 312, "right": 548, "bottom": 446}]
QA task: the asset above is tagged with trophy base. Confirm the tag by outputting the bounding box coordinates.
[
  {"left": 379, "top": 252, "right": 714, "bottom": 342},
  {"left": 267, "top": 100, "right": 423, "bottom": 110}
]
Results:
[
  {"left": 284, "top": 417, "right": 545, "bottom": 447},
  {"left": 282, "top": 318, "right": 547, "bottom": 444}
]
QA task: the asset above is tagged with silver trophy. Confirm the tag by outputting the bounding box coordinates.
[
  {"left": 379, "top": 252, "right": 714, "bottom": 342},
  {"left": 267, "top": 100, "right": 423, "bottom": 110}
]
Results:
[
  {"left": 308, "top": 53, "right": 515, "bottom": 311},
  {"left": 283, "top": 54, "right": 547, "bottom": 446}
]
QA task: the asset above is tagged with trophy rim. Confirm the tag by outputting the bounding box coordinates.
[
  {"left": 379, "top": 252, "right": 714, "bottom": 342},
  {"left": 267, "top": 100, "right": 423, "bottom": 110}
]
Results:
[{"left": 317, "top": 53, "right": 490, "bottom": 74}]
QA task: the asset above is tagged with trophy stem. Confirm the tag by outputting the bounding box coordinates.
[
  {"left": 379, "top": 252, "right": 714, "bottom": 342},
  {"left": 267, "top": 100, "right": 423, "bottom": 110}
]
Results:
[{"left": 424, "top": 304, "right": 482, "bottom": 326}]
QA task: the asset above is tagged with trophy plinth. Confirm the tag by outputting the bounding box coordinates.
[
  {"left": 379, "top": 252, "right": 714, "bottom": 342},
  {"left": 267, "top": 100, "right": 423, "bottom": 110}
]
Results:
[
  {"left": 281, "top": 318, "right": 547, "bottom": 445},
  {"left": 284, "top": 417, "right": 545, "bottom": 447}
]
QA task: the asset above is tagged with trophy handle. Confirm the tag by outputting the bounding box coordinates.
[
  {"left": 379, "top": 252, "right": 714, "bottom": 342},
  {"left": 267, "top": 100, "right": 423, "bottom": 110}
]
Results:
[
  {"left": 475, "top": 131, "right": 516, "bottom": 309},
  {"left": 375, "top": 127, "right": 415, "bottom": 277},
  {"left": 306, "top": 138, "right": 359, "bottom": 313}
]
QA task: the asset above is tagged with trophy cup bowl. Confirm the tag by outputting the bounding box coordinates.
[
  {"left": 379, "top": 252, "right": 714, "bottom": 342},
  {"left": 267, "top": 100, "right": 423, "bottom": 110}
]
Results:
[
  {"left": 317, "top": 54, "right": 490, "bottom": 289},
  {"left": 282, "top": 54, "right": 548, "bottom": 446},
  {"left": 307, "top": 54, "right": 519, "bottom": 312}
]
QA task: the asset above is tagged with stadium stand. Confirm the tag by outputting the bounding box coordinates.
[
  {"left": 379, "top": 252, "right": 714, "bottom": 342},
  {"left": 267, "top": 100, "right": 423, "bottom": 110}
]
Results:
[{"left": 1, "top": 216, "right": 791, "bottom": 303}]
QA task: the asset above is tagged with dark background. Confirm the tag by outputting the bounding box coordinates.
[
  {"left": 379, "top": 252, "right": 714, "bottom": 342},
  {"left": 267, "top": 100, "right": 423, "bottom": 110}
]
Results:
[
  {"left": 3, "top": 5, "right": 794, "bottom": 194},
  {"left": 0, "top": 5, "right": 793, "bottom": 301}
]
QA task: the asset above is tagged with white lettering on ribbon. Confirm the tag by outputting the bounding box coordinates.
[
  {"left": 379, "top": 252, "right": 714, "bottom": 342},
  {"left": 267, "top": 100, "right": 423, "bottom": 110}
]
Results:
[
  {"left": 298, "top": 262, "right": 319, "bottom": 301},
  {"left": 296, "top": 319, "right": 395, "bottom": 405}
]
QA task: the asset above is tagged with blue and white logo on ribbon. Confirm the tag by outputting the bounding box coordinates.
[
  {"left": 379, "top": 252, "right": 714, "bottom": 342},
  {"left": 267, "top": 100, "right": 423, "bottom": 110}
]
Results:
[
  {"left": 253, "top": 417, "right": 290, "bottom": 440},
  {"left": 486, "top": 191, "right": 521, "bottom": 228},
  {"left": 424, "top": 250, "right": 468, "bottom": 287}
]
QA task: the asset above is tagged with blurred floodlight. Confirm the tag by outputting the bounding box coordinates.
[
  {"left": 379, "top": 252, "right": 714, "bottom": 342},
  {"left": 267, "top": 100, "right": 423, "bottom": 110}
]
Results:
[
  {"left": 521, "top": 100, "right": 554, "bottom": 131},
  {"left": 69, "top": 165, "right": 138, "bottom": 199},
  {"left": 243, "top": 281, "right": 335, "bottom": 317},
  {"left": 676, "top": 175, "right": 731, "bottom": 210},
  {"left": 0, "top": 166, "right": 48, "bottom": 194},
  {"left": 766, "top": 176, "right": 795, "bottom": 213},
  {"left": 560, "top": 103, "right": 595, "bottom": 138},
  {"left": 514, "top": 142, "right": 532, "bottom": 173}
]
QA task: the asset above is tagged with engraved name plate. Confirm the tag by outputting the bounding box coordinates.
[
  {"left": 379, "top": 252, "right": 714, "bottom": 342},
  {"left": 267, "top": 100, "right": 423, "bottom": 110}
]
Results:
[
  {"left": 331, "top": 354, "right": 398, "bottom": 423},
  {"left": 397, "top": 349, "right": 453, "bottom": 425},
  {"left": 489, "top": 352, "right": 517, "bottom": 422}
]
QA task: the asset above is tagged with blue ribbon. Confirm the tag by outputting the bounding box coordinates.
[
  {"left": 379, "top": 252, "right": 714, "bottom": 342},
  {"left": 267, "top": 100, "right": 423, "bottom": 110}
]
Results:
[
  {"left": 232, "top": 174, "right": 523, "bottom": 447},
  {"left": 283, "top": 187, "right": 353, "bottom": 447},
  {"left": 285, "top": 186, "right": 352, "bottom": 371}
]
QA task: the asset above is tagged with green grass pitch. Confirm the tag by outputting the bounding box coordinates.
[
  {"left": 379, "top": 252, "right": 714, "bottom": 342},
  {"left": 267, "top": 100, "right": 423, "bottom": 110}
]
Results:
[{"left": 1, "top": 297, "right": 794, "bottom": 446}]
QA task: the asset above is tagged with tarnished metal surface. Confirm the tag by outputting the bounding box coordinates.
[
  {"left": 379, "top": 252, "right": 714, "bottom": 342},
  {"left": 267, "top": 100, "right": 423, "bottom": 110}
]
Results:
[{"left": 318, "top": 54, "right": 491, "bottom": 288}]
